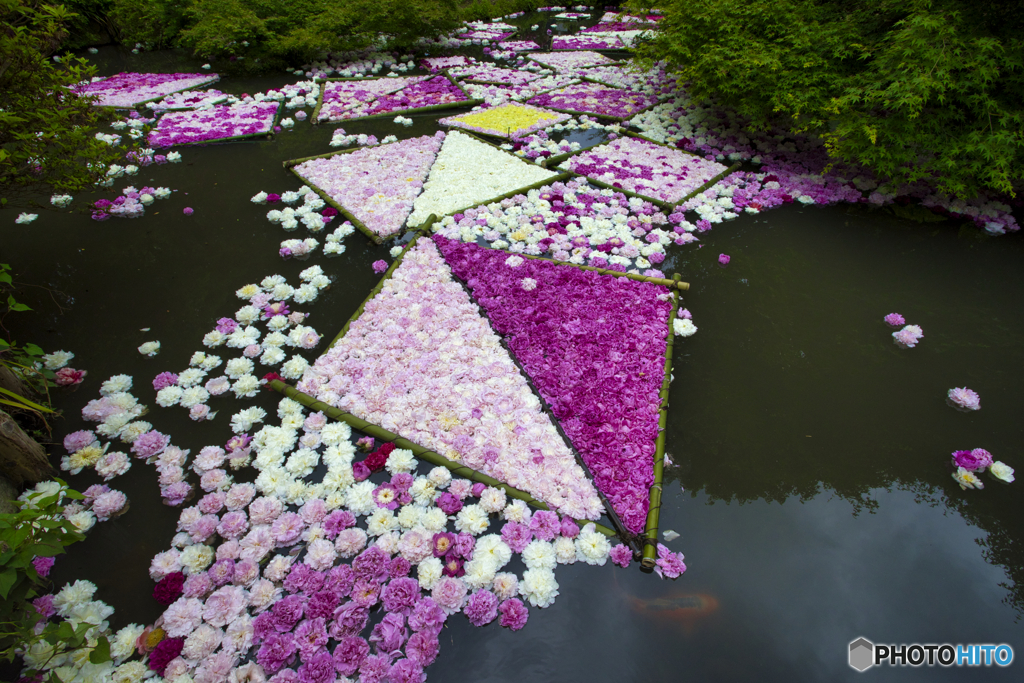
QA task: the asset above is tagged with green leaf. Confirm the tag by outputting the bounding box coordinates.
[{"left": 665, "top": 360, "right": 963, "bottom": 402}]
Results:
[
  {"left": 22, "top": 344, "right": 44, "bottom": 356},
  {"left": 89, "top": 636, "right": 111, "bottom": 664},
  {"left": 9, "top": 303, "right": 32, "bottom": 312},
  {"left": 0, "top": 568, "right": 19, "bottom": 600}
]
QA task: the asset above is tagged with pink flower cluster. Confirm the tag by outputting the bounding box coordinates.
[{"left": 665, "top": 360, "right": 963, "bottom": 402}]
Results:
[
  {"left": 498, "top": 41, "right": 542, "bottom": 52},
  {"left": 528, "top": 51, "right": 617, "bottom": 71},
  {"left": 317, "top": 78, "right": 427, "bottom": 123},
  {"left": 74, "top": 72, "right": 220, "bottom": 108},
  {"left": 552, "top": 35, "right": 624, "bottom": 49},
  {"left": 293, "top": 133, "right": 444, "bottom": 238},
  {"left": 341, "top": 76, "right": 472, "bottom": 120},
  {"left": 434, "top": 235, "right": 672, "bottom": 533},
  {"left": 529, "top": 82, "right": 659, "bottom": 120},
  {"left": 561, "top": 136, "right": 730, "bottom": 204},
  {"left": 297, "top": 239, "right": 602, "bottom": 520},
  {"left": 421, "top": 56, "right": 477, "bottom": 72},
  {"left": 148, "top": 102, "right": 280, "bottom": 148},
  {"left": 450, "top": 65, "right": 541, "bottom": 86}
]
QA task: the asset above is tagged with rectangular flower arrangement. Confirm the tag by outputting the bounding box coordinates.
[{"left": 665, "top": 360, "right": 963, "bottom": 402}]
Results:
[
  {"left": 450, "top": 65, "right": 543, "bottom": 86},
  {"left": 438, "top": 103, "right": 571, "bottom": 141},
  {"left": 420, "top": 55, "right": 477, "bottom": 72},
  {"left": 551, "top": 35, "right": 624, "bottom": 50},
  {"left": 74, "top": 72, "right": 220, "bottom": 108},
  {"left": 147, "top": 101, "right": 280, "bottom": 148},
  {"left": 458, "top": 30, "right": 516, "bottom": 42},
  {"left": 285, "top": 133, "right": 446, "bottom": 242},
  {"left": 313, "top": 77, "right": 427, "bottom": 123},
  {"left": 527, "top": 81, "right": 659, "bottom": 121},
  {"left": 527, "top": 51, "right": 619, "bottom": 71},
  {"left": 146, "top": 89, "right": 229, "bottom": 112},
  {"left": 330, "top": 74, "right": 480, "bottom": 122},
  {"left": 557, "top": 134, "right": 732, "bottom": 206},
  {"left": 498, "top": 40, "right": 543, "bottom": 52}
]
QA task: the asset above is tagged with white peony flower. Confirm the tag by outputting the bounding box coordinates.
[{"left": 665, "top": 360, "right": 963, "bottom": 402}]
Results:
[{"left": 137, "top": 341, "right": 160, "bottom": 357}]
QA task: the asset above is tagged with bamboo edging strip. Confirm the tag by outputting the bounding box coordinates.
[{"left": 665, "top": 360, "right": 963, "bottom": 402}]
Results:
[
  {"left": 640, "top": 272, "right": 681, "bottom": 567},
  {"left": 442, "top": 258, "right": 638, "bottom": 551},
  {"left": 269, "top": 380, "right": 615, "bottom": 538}
]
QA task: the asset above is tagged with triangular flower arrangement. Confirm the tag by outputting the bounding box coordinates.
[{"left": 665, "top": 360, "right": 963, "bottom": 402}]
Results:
[
  {"left": 527, "top": 81, "right": 659, "bottom": 121},
  {"left": 432, "top": 234, "right": 674, "bottom": 535},
  {"left": 74, "top": 71, "right": 220, "bottom": 108},
  {"left": 314, "top": 77, "right": 428, "bottom": 123},
  {"left": 287, "top": 133, "right": 445, "bottom": 242},
  {"left": 148, "top": 102, "right": 280, "bottom": 147},
  {"left": 296, "top": 237, "right": 604, "bottom": 521},
  {"left": 557, "top": 135, "right": 731, "bottom": 207},
  {"left": 527, "top": 51, "right": 618, "bottom": 71},
  {"left": 407, "top": 131, "right": 562, "bottom": 228},
  {"left": 338, "top": 74, "right": 479, "bottom": 121},
  {"left": 439, "top": 103, "right": 570, "bottom": 140}
]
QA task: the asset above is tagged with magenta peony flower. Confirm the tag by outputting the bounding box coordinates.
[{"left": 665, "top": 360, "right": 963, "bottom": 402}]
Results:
[
  {"left": 559, "top": 517, "right": 580, "bottom": 539},
  {"left": 32, "top": 556, "right": 55, "bottom": 578},
  {"left": 529, "top": 510, "right": 560, "bottom": 541},
  {"left": 332, "top": 636, "right": 369, "bottom": 677},
  {"left": 498, "top": 598, "right": 529, "bottom": 630},
  {"left": 54, "top": 367, "right": 86, "bottom": 386},
  {"left": 609, "top": 543, "right": 633, "bottom": 568},
  {"left": 372, "top": 260, "right": 388, "bottom": 274},
  {"left": 654, "top": 543, "right": 686, "bottom": 579},
  {"left": 883, "top": 312, "right": 905, "bottom": 327},
  {"left": 970, "top": 448, "right": 994, "bottom": 469},
  {"left": 369, "top": 611, "right": 407, "bottom": 655},
  {"left": 408, "top": 597, "right": 446, "bottom": 635},
  {"left": 33, "top": 593, "right": 56, "bottom": 618},
  {"left": 464, "top": 590, "right": 499, "bottom": 627},
  {"left": 388, "top": 658, "right": 425, "bottom": 683},
  {"left": 183, "top": 207, "right": 194, "bottom": 215},
  {"left": 436, "top": 492, "right": 463, "bottom": 515},
  {"left": 153, "top": 371, "right": 179, "bottom": 390},
  {"left": 500, "top": 521, "right": 532, "bottom": 553},
  {"left": 951, "top": 450, "right": 987, "bottom": 472},
  {"left": 405, "top": 631, "right": 439, "bottom": 667},
  {"left": 718, "top": 253, "right": 730, "bottom": 266},
  {"left": 148, "top": 637, "right": 184, "bottom": 675}
]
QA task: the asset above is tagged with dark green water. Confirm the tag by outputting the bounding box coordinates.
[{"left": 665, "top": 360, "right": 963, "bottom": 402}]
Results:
[{"left": 1, "top": 13, "right": 1022, "bottom": 682}]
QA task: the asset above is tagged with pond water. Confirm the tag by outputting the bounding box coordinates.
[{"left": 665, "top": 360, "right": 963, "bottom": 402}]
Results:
[{"left": 2, "top": 11, "right": 1022, "bottom": 682}]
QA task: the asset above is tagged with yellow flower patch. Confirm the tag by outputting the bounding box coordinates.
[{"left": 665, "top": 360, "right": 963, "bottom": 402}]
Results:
[{"left": 441, "top": 103, "right": 569, "bottom": 139}]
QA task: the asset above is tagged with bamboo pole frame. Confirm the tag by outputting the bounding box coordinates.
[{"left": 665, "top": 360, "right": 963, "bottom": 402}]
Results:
[
  {"left": 269, "top": 380, "right": 616, "bottom": 538},
  {"left": 641, "top": 273, "right": 681, "bottom": 567},
  {"left": 439, "top": 251, "right": 640, "bottom": 551}
]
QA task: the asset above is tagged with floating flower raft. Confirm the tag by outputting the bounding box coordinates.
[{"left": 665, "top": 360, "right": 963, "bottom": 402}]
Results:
[
  {"left": 296, "top": 237, "right": 604, "bottom": 521},
  {"left": 433, "top": 235, "right": 675, "bottom": 535},
  {"left": 450, "top": 65, "right": 543, "bottom": 86},
  {"left": 439, "top": 103, "right": 570, "bottom": 140},
  {"left": 528, "top": 81, "right": 659, "bottom": 121},
  {"left": 528, "top": 51, "right": 618, "bottom": 71},
  {"left": 74, "top": 71, "right": 220, "bottom": 108},
  {"left": 552, "top": 35, "right": 624, "bottom": 50},
  {"left": 147, "top": 102, "right": 280, "bottom": 148},
  {"left": 558, "top": 135, "right": 732, "bottom": 206},
  {"left": 335, "top": 74, "right": 479, "bottom": 121},
  {"left": 407, "top": 131, "right": 562, "bottom": 228},
  {"left": 314, "top": 77, "right": 427, "bottom": 123},
  {"left": 287, "top": 133, "right": 445, "bottom": 242}
]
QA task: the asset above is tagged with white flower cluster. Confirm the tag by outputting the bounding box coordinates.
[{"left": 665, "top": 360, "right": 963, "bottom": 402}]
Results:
[
  {"left": 266, "top": 188, "right": 329, "bottom": 232},
  {"left": 408, "top": 131, "right": 558, "bottom": 227},
  {"left": 325, "top": 221, "right": 355, "bottom": 254},
  {"left": 393, "top": 115, "right": 414, "bottom": 126}
]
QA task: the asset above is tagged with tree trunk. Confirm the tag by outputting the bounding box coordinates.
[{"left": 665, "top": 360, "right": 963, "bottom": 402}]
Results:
[
  {"left": 0, "top": 473, "right": 18, "bottom": 514},
  {"left": 0, "top": 364, "right": 34, "bottom": 399},
  {"left": 0, "top": 409, "right": 53, "bottom": 487}
]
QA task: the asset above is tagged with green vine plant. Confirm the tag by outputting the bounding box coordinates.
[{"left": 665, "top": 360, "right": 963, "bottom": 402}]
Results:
[
  {"left": 0, "top": 264, "right": 57, "bottom": 429},
  {"left": 0, "top": 481, "right": 112, "bottom": 683}
]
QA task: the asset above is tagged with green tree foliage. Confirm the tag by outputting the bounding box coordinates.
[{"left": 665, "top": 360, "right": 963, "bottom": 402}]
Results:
[
  {"left": 0, "top": 0, "right": 120, "bottom": 203},
  {"left": 629, "top": 0, "right": 1024, "bottom": 198}
]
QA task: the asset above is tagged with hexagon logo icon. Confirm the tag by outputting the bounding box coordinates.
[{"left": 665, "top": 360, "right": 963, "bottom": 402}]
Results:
[{"left": 849, "top": 637, "right": 874, "bottom": 672}]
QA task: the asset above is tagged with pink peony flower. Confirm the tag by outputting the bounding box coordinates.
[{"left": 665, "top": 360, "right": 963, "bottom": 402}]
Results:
[
  {"left": 183, "top": 207, "right": 194, "bottom": 215},
  {"left": 498, "top": 597, "right": 529, "bottom": 630},
  {"left": 948, "top": 386, "right": 980, "bottom": 411},
  {"left": 464, "top": 590, "right": 499, "bottom": 626},
  {"left": 63, "top": 430, "right": 96, "bottom": 453},
  {"left": 372, "top": 260, "right": 388, "bottom": 274},
  {"left": 431, "top": 576, "right": 467, "bottom": 615},
  {"left": 883, "top": 312, "right": 905, "bottom": 327},
  {"left": 718, "top": 253, "right": 730, "bottom": 266},
  {"left": 609, "top": 543, "right": 632, "bottom": 568},
  {"left": 54, "top": 367, "right": 86, "bottom": 386}
]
